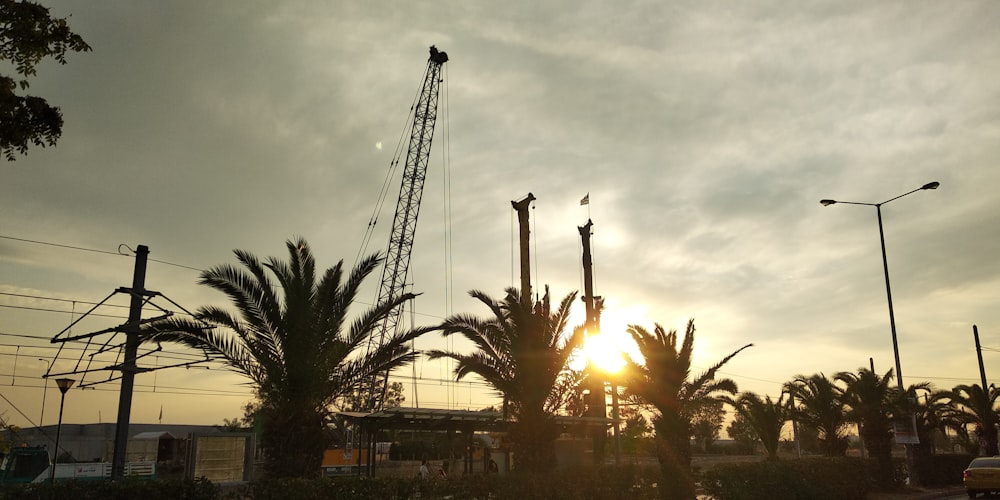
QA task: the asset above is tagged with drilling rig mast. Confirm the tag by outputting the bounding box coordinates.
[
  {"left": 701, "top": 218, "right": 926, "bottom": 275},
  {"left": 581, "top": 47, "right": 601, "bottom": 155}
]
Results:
[{"left": 363, "top": 45, "right": 448, "bottom": 411}]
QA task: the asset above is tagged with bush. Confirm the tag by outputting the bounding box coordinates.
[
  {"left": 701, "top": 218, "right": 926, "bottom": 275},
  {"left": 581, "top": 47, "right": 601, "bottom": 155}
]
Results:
[
  {"left": 221, "top": 465, "right": 663, "bottom": 500},
  {"left": 0, "top": 477, "right": 218, "bottom": 500},
  {"left": 913, "top": 453, "right": 973, "bottom": 488},
  {"left": 701, "top": 457, "right": 880, "bottom": 500}
]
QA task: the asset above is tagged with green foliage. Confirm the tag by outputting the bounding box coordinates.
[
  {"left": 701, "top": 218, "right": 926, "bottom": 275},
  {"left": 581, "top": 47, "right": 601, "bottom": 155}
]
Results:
[
  {"left": 941, "top": 384, "right": 1000, "bottom": 456},
  {"left": 1, "top": 0, "right": 91, "bottom": 160},
  {"left": 912, "top": 453, "right": 973, "bottom": 488},
  {"left": 428, "top": 286, "right": 584, "bottom": 472},
  {"left": 836, "top": 368, "right": 898, "bottom": 487},
  {"left": 785, "top": 374, "right": 849, "bottom": 456},
  {"left": 150, "top": 238, "right": 433, "bottom": 477},
  {"left": 690, "top": 400, "right": 725, "bottom": 453},
  {"left": 220, "top": 465, "right": 662, "bottom": 500},
  {"left": 702, "top": 457, "right": 880, "bottom": 500},
  {"left": 726, "top": 412, "right": 758, "bottom": 455},
  {"left": 0, "top": 477, "right": 218, "bottom": 500},
  {"left": 620, "top": 405, "right": 652, "bottom": 455},
  {"left": 388, "top": 434, "right": 464, "bottom": 461},
  {"left": 727, "top": 391, "right": 790, "bottom": 460},
  {"left": 622, "top": 319, "right": 751, "bottom": 499}
]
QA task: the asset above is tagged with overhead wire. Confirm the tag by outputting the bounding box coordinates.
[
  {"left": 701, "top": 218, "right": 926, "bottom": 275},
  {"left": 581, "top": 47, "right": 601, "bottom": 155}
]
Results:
[{"left": 0, "top": 234, "right": 203, "bottom": 272}]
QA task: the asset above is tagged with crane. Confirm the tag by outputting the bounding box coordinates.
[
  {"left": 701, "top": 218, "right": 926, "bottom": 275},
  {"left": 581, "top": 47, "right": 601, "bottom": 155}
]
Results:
[{"left": 362, "top": 45, "right": 448, "bottom": 411}]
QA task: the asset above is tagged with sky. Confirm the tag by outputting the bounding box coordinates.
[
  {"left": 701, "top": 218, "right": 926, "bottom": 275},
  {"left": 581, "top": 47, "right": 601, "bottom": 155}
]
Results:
[{"left": 1, "top": 1, "right": 999, "bottom": 433}]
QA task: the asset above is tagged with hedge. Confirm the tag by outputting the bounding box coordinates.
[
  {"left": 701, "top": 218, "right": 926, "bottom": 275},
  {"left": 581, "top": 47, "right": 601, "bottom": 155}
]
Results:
[
  {"left": 701, "top": 457, "right": 880, "bottom": 500},
  {"left": 0, "top": 477, "right": 218, "bottom": 500}
]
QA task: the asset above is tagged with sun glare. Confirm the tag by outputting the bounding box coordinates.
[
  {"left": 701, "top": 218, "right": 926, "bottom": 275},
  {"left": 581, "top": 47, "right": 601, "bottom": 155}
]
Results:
[
  {"left": 584, "top": 332, "right": 627, "bottom": 374},
  {"left": 566, "top": 300, "right": 647, "bottom": 373}
]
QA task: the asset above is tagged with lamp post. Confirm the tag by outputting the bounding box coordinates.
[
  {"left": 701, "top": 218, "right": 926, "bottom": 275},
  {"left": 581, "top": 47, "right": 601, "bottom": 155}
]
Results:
[
  {"left": 820, "top": 180, "right": 939, "bottom": 483},
  {"left": 50, "top": 377, "right": 75, "bottom": 484},
  {"left": 38, "top": 358, "right": 50, "bottom": 428}
]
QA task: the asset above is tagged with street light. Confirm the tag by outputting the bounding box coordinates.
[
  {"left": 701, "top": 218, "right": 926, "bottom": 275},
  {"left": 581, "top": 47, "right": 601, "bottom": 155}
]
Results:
[
  {"left": 38, "top": 358, "right": 50, "bottom": 428},
  {"left": 50, "top": 377, "right": 75, "bottom": 484},
  {"left": 820, "top": 180, "right": 939, "bottom": 483},
  {"left": 819, "top": 180, "right": 938, "bottom": 388}
]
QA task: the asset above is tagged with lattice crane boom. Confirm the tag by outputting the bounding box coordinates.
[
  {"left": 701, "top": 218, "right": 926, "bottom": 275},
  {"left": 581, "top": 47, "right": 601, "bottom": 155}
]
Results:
[{"left": 364, "top": 45, "right": 448, "bottom": 411}]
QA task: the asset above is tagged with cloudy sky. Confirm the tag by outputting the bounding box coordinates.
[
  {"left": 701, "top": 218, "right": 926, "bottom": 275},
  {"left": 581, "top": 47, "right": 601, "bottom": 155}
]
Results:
[{"left": 2, "top": 1, "right": 998, "bottom": 431}]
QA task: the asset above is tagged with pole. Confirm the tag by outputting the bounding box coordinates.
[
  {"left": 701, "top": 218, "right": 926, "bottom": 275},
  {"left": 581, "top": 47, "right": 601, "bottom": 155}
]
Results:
[
  {"left": 38, "top": 358, "right": 50, "bottom": 427},
  {"left": 50, "top": 391, "right": 67, "bottom": 484},
  {"left": 822, "top": 182, "right": 939, "bottom": 486},
  {"left": 579, "top": 219, "right": 607, "bottom": 464},
  {"left": 974, "top": 325, "right": 998, "bottom": 456},
  {"left": 611, "top": 380, "right": 621, "bottom": 466},
  {"left": 876, "top": 206, "right": 904, "bottom": 389},
  {"left": 50, "top": 378, "right": 74, "bottom": 484},
  {"left": 112, "top": 245, "right": 149, "bottom": 480},
  {"left": 974, "top": 325, "right": 989, "bottom": 396},
  {"left": 876, "top": 207, "right": 917, "bottom": 484},
  {"left": 512, "top": 194, "right": 535, "bottom": 304}
]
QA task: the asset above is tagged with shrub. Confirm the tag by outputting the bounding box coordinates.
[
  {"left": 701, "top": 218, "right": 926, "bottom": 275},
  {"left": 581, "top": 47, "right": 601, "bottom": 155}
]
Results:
[
  {"left": 220, "top": 465, "right": 663, "bottom": 500},
  {"left": 0, "top": 477, "right": 218, "bottom": 500},
  {"left": 913, "top": 453, "right": 973, "bottom": 487},
  {"left": 702, "top": 457, "right": 879, "bottom": 500}
]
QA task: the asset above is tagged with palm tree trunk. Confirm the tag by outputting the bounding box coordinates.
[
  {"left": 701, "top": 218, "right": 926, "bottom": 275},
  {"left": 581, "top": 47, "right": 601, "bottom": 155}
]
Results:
[
  {"left": 508, "top": 409, "right": 558, "bottom": 473},
  {"left": 261, "top": 405, "right": 327, "bottom": 478},
  {"left": 653, "top": 415, "right": 696, "bottom": 500}
]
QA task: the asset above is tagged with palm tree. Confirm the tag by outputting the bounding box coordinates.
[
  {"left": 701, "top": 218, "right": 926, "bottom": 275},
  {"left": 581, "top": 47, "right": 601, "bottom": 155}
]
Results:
[
  {"left": 785, "top": 373, "right": 849, "bottom": 456},
  {"left": 929, "top": 388, "right": 978, "bottom": 454},
  {"left": 428, "top": 286, "right": 584, "bottom": 473},
  {"left": 150, "top": 238, "right": 432, "bottom": 477},
  {"left": 621, "top": 319, "right": 751, "bottom": 500},
  {"left": 727, "top": 391, "right": 790, "bottom": 461},
  {"left": 942, "top": 384, "right": 1000, "bottom": 456},
  {"left": 835, "top": 368, "right": 898, "bottom": 487}
]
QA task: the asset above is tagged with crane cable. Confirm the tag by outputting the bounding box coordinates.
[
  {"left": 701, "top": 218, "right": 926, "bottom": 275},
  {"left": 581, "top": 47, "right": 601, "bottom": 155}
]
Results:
[{"left": 354, "top": 71, "right": 425, "bottom": 267}]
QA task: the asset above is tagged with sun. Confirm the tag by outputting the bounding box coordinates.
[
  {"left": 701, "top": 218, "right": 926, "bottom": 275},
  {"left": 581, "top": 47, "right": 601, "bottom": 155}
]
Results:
[{"left": 582, "top": 332, "right": 627, "bottom": 374}]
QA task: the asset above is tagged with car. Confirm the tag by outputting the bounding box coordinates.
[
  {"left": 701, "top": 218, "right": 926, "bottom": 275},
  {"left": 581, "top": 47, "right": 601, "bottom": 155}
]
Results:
[{"left": 964, "top": 456, "right": 1000, "bottom": 498}]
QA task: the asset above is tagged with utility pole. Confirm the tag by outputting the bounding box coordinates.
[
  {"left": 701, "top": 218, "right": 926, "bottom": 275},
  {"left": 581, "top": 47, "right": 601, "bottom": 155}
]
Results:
[
  {"left": 579, "top": 219, "right": 607, "bottom": 464},
  {"left": 512, "top": 193, "right": 535, "bottom": 305},
  {"left": 112, "top": 245, "right": 149, "bottom": 480},
  {"left": 974, "top": 324, "right": 998, "bottom": 456}
]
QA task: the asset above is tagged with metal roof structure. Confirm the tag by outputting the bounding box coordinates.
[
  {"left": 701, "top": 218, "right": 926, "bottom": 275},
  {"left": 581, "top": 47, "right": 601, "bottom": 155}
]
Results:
[{"left": 338, "top": 407, "right": 612, "bottom": 433}]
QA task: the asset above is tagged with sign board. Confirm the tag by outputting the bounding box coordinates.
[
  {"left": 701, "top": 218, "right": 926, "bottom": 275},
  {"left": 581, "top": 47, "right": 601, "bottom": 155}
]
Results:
[{"left": 893, "top": 420, "right": 920, "bottom": 445}]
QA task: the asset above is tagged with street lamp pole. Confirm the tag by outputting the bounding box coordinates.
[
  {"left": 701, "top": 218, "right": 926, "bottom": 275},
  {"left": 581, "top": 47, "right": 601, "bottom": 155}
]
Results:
[
  {"left": 50, "top": 378, "right": 75, "bottom": 484},
  {"left": 819, "top": 181, "right": 938, "bottom": 390},
  {"left": 820, "top": 180, "right": 939, "bottom": 484}
]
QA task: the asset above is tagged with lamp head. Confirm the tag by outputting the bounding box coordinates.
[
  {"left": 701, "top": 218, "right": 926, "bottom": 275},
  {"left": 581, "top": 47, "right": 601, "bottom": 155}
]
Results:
[
  {"left": 921, "top": 181, "right": 940, "bottom": 190},
  {"left": 820, "top": 199, "right": 837, "bottom": 206},
  {"left": 55, "top": 378, "right": 75, "bottom": 394}
]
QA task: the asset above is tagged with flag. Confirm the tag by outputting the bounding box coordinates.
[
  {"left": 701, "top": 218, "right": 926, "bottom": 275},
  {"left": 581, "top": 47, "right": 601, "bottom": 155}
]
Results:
[{"left": 580, "top": 193, "right": 589, "bottom": 206}]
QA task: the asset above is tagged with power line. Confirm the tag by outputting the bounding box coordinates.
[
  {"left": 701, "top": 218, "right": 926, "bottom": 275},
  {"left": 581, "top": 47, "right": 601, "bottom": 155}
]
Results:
[
  {"left": 0, "top": 235, "right": 123, "bottom": 256},
  {"left": 0, "top": 234, "right": 203, "bottom": 272},
  {"left": 0, "top": 292, "right": 194, "bottom": 318},
  {"left": 0, "top": 379, "right": 254, "bottom": 397},
  {"left": 0, "top": 292, "right": 131, "bottom": 309},
  {"left": 0, "top": 303, "right": 129, "bottom": 319}
]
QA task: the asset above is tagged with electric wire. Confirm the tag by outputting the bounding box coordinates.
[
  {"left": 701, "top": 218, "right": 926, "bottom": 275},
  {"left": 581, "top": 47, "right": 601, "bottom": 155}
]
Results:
[{"left": 0, "top": 234, "right": 203, "bottom": 272}]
